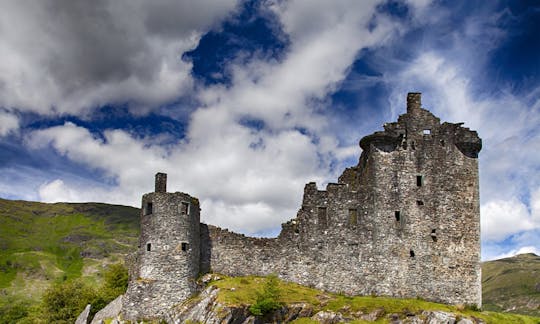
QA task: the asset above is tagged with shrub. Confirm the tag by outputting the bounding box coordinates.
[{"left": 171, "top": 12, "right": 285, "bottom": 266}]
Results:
[
  {"left": 42, "top": 279, "right": 99, "bottom": 323},
  {"left": 102, "top": 263, "right": 129, "bottom": 300},
  {"left": 249, "top": 274, "right": 283, "bottom": 316},
  {"left": 0, "top": 298, "right": 30, "bottom": 323}
]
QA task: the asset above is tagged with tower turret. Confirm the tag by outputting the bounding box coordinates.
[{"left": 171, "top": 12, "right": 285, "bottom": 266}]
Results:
[{"left": 123, "top": 173, "right": 201, "bottom": 320}]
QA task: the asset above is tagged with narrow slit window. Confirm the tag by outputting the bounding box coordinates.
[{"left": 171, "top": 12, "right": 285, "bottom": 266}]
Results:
[
  {"left": 431, "top": 229, "right": 438, "bottom": 242},
  {"left": 146, "top": 243, "right": 151, "bottom": 252},
  {"left": 416, "top": 175, "right": 423, "bottom": 187},
  {"left": 416, "top": 200, "right": 424, "bottom": 206},
  {"left": 145, "top": 202, "right": 153, "bottom": 215},
  {"left": 395, "top": 211, "right": 401, "bottom": 222},
  {"left": 180, "top": 202, "right": 189, "bottom": 215},
  {"left": 411, "top": 141, "right": 416, "bottom": 150},
  {"left": 349, "top": 209, "right": 358, "bottom": 227},
  {"left": 423, "top": 129, "right": 431, "bottom": 135},
  {"left": 318, "top": 207, "right": 327, "bottom": 228},
  {"left": 181, "top": 242, "right": 188, "bottom": 251},
  {"left": 410, "top": 250, "right": 415, "bottom": 258}
]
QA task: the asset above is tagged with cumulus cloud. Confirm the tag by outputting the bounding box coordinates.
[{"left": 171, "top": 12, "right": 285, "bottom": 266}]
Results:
[
  {"left": 24, "top": 0, "right": 427, "bottom": 234},
  {"left": 0, "top": 0, "right": 239, "bottom": 115},
  {"left": 480, "top": 198, "right": 538, "bottom": 242},
  {"left": 0, "top": 111, "right": 19, "bottom": 136}
]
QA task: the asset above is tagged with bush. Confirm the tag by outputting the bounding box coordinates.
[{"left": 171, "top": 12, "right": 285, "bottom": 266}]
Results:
[
  {"left": 102, "top": 263, "right": 129, "bottom": 300},
  {"left": 249, "top": 274, "right": 283, "bottom": 316},
  {"left": 42, "top": 280, "right": 100, "bottom": 323},
  {"left": 0, "top": 299, "right": 30, "bottom": 323}
]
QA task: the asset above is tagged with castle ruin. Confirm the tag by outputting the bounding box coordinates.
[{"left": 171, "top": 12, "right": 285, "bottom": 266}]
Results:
[{"left": 123, "top": 93, "right": 482, "bottom": 320}]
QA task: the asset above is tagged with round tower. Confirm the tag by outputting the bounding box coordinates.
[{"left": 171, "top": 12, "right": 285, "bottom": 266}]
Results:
[{"left": 124, "top": 172, "right": 201, "bottom": 320}]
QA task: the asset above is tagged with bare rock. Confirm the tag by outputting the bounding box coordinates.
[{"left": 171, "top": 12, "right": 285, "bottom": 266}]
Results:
[
  {"left": 91, "top": 295, "right": 123, "bottom": 324},
  {"left": 360, "top": 308, "right": 385, "bottom": 321},
  {"left": 311, "top": 310, "right": 344, "bottom": 324},
  {"left": 423, "top": 311, "right": 456, "bottom": 324},
  {"left": 75, "top": 304, "right": 91, "bottom": 324}
]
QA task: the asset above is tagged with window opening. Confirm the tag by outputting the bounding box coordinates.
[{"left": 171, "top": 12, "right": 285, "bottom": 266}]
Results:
[
  {"left": 146, "top": 243, "right": 151, "bottom": 252},
  {"left": 431, "top": 229, "right": 438, "bottom": 242},
  {"left": 411, "top": 141, "right": 416, "bottom": 150},
  {"left": 394, "top": 211, "right": 400, "bottom": 222},
  {"left": 440, "top": 139, "right": 445, "bottom": 146},
  {"left": 180, "top": 202, "right": 189, "bottom": 215},
  {"left": 423, "top": 129, "right": 431, "bottom": 135},
  {"left": 145, "top": 202, "right": 153, "bottom": 215},
  {"left": 181, "top": 242, "right": 188, "bottom": 251},
  {"left": 349, "top": 209, "right": 358, "bottom": 227},
  {"left": 416, "top": 175, "right": 423, "bottom": 187},
  {"left": 318, "top": 207, "right": 327, "bottom": 228},
  {"left": 410, "top": 250, "right": 415, "bottom": 258},
  {"left": 416, "top": 200, "right": 424, "bottom": 206}
]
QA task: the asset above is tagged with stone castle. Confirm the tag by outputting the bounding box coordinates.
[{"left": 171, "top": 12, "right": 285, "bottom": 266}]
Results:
[{"left": 122, "top": 93, "right": 482, "bottom": 320}]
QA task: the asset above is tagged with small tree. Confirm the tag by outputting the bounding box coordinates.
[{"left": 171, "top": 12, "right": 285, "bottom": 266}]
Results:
[{"left": 249, "top": 274, "right": 283, "bottom": 316}]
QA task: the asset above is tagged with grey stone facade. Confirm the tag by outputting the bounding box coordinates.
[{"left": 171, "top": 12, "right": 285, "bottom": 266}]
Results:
[
  {"left": 123, "top": 93, "right": 482, "bottom": 321},
  {"left": 123, "top": 173, "right": 201, "bottom": 319}
]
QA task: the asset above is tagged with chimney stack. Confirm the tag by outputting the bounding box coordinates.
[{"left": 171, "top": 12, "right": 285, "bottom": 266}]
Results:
[
  {"left": 155, "top": 173, "right": 167, "bottom": 193},
  {"left": 407, "top": 92, "right": 422, "bottom": 113}
]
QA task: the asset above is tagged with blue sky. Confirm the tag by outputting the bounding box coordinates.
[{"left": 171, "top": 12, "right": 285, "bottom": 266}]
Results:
[{"left": 0, "top": 0, "right": 539, "bottom": 260}]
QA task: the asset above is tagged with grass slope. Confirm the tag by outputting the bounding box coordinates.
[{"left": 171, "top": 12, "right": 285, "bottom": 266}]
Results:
[
  {"left": 0, "top": 198, "right": 139, "bottom": 306},
  {"left": 212, "top": 275, "right": 540, "bottom": 323},
  {"left": 482, "top": 253, "right": 540, "bottom": 317}
]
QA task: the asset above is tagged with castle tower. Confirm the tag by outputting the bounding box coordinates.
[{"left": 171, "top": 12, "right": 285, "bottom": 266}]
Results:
[
  {"left": 123, "top": 173, "right": 201, "bottom": 320},
  {"left": 288, "top": 92, "right": 481, "bottom": 306}
]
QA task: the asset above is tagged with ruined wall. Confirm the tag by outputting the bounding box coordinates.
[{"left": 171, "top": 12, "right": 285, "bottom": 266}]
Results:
[
  {"left": 203, "top": 93, "right": 481, "bottom": 306},
  {"left": 124, "top": 93, "right": 482, "bottom": 320},
  {"left": 123, "top": 189, "right": 201, "bottom": 320}
]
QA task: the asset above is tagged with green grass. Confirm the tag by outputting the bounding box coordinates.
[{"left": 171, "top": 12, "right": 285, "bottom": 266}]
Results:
[
  {"left": 482, "top": 253, "right": 540, "bottom": 317},
  {"left": 211, "top": 275, "right": 540, "bottom": 324},
  {"left": 0, "top": 198, "right": 139, "bottom": 309}
]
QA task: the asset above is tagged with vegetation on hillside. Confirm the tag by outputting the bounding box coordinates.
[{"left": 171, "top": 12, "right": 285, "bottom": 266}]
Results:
[
  {"left": 482, "top": 253, "right": 540, "bottom": 317},
  {"left": 0, "top": 198, "right": 138, "bottom": 322},
  {"left": 211, "top": 275, "right": 540, "bottom": 324}
]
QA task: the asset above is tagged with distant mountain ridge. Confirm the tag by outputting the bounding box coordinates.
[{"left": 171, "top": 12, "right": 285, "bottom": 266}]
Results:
[{"left": 482, "top": 253, "right": 540, "bottom": 317}]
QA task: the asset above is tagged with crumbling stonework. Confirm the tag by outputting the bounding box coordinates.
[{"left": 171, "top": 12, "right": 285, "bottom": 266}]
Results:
[{"left": 123, "top": 93, "right": 482, "bottom": 321}]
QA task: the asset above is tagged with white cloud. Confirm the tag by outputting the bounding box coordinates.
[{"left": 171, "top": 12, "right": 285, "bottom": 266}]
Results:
[
  {"left": 0, "top": 0, "right": 239, "bottom": 115},
  {"left": 0, "top": 111, "right": 19, "bottom": 136},
  {"left": 481, "top": 198, "right": 538, "bottom": 242},
  {"left": 487, "top": 246, "right": 540, "bottom": 261},
  {"left": 23, "top": 0, "right": 431, "bottom": 234}
]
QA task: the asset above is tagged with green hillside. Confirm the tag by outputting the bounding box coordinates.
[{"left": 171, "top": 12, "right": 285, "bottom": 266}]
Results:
[
  {"left": 0, "top": 198, "right": 139, "bottom": 306},
  {"left": 482, "top": 253, "right": 540, "bottom": 317}
]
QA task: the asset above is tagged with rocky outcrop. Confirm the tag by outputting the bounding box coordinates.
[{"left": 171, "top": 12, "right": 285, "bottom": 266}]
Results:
[
  {"left": 75, "top": 304, "right": 91, "bottom": 324},
  {"left": 91, "top": 295, "right": 123, "bottom": 324},
  {"left": 164, "top": 285, "right": 486, "bottom": 324}
]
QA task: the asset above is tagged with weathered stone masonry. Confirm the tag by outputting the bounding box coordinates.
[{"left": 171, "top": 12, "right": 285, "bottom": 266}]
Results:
[{"left": 123, "top": 93, "right": 482, "bottom": 320}]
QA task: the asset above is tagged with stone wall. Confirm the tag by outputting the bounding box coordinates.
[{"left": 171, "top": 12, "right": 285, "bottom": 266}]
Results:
[
  {"left": 203, "top": 93, "right": 481, "bottom": 306},
  {"left": 123, "top": 192, "right": 201, "bottom": 320},
  {"left": 123, "top": 93, "right": 482, "bottom": 320}
]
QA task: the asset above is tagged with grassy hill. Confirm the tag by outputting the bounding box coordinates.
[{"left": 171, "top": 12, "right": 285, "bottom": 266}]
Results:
[
  {"left": 0, "top": 198, "right": 139, "bottom": 307},
  {"left": 482, "top": 253, "right": 540, "bottom": 317}
]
